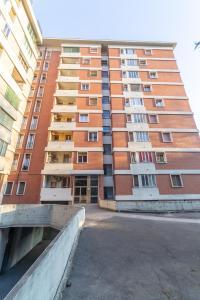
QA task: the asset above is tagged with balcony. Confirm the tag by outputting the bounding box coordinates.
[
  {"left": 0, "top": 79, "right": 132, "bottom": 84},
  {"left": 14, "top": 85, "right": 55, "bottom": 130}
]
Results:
[
  {"left": 128, "top": 141, "right": 152, "bottom": 150},
  {"left": 59, "top": 63, "right": 80, "bottom": 70},
  {"left": 55, "top": 90, "right": 78, "bottom": 97},
  {"left": 42, "top": 163, "right": 73, "bottom": 175},
  {"left": 130, "top": 163, "right": 156, "bottom": 175},
  {"left": 40, "top": 188, "right": 73, "bottom": 202},
  {"left": 57, "top": 76, "right": 79, "bottom": 83},
  {"left": 45, "top": 141, "right": 74, "bottom": 152},
  {"left": 49, "top": 121, "right": 76, "bottom": 131},
  {"left": 52, "top": 105, "right": 77, "bottom": 113},
  {"left": 126, "top": 123, "right": 149, "bottom": 131}
]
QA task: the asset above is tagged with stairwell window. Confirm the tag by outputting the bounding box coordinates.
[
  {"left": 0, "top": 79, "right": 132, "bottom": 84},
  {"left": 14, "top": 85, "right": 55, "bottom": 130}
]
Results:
[
  {"left": 171, "top": 174, "right": 183, "bottom": 187},
  {"left": 16, "top": 181, "right": 26, "bottom": 195},
  {"left": 162, "top": 132, "right": 172, "bottom": 143}
]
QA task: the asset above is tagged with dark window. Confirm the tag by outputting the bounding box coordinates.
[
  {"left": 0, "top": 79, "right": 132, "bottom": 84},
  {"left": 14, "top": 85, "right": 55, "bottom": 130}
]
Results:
[
  {"left": 102, "top": 71, "right": 109, "bottom": 78},
  {"left": 103, "top": 144, "right": 112, "bottom": 154},
  {"left": 102, "top": 96, "right": 110, "bottom": 104},
  {"left": 102, "top": 83, "right": 109, "bottom": 90},
  {"left": 104, "top": 187, "right": 114, "bottom": 200},
  {"left": 102, "top": 60, "right": 108, "bottom": 66},
  {"left": 103, "top": 126, "right": 111, "bottom": 136},
  {"left": 104, "top": 164, "right": 112, "bottom": 176},
  {"left": 103, "top": 110, "right": 110, "bottom": 119}
]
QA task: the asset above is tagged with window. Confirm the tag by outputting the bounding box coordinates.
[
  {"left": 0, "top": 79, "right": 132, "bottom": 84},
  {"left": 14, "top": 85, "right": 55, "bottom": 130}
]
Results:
[
  {"left": 24, "top": 36, "right": 32, "bottom": 57},
  {"left": 148, "top": 114, "right": 158, "bottom": 123},
  {"left": 78, "top": 152, "right": 87, "bottom": 163},
  {"left": 155, "top": 98, "right": 164, "bottom": 107},
  {"left": 40, "top": 73, "right": 47, "bottom": 83},
  {"left": 144, "top": 49, "right": 152, "bottom": 55},
  {"left": 36, "top": 62, "right": 40, "bottom": 70},
  {"left": 89, "top": 97, "right": 97, "bottom": 106},
  {"left": 101, "top": 60, "right": 108, "bottom": 66},
  {"left": 16, "top": 182, "right": 26, "bottom": 195},
  {"left": 82, "top": 58, "right": 90, "bottom": 65},
  {"left": 0, "top": 108, "right": 14, "bottom": 130},
  {"left": 104, "top": 187, "right": 114, "bottom": 200},
  {"left": 2, "top": 23, "right": 11, "bottom": 38},
  {"left": 125, "top": 98, "right": 143, "bottom": 107},
  {"left": 130, "top": 84, "right": 142, "bottom": 92},
  {"left": 45, "top": 51, "right": 51, "bottom": 59},
  {"left": 79, "top": 114, "right": 88, "bottom": 122},
  {"left": 126, "top": 59, "right": 138, "bottom": 66},
  {"left": 139, "top": 59, "right": 147, "bottom": 66},
  {"left": 121, "top": 48, "right": 134, "bottom": 55},
  {"left": 149, "top": 71, "right": 157, "bottom": 79},
  {"left": 88, "top": 131, "right": 98, "bottom": 141},
  {"left": 21, "top": 117, "right": 28, "bottom": 129},
  {"left": 103, "top": 126, "right": 111, "bottom": 136},
  {"left": 162, "top": 132, "right": 172, "bottom": 143},
  {"left": 0, "top": 139, "right": 8, "bottom": 156},
  {"left": 30, "top": 116, "right": 38, "bottom": 130},
  {"left": 103, "top": 144, "right": 112, "bottom": 154},
  {"left": 123, "top": 71, "right": 139, "bottom": 78},
  {"left": 43, "top": 62, "right": 49, "bottom": 71},
  {"left": 11, "top": 154, "right": 19, "bottom": 171},
  {"left": 21, "top": 154, "right": 31, "bottom": 171},
  {"left": 37, "top": 86, "right": 44, "bottom": 97},
  {"left": 90, "top": 47, "right": 98, "bottom": 53},
  {"left": 81, "top": 83, "right": 89, "bottom": 91},
  {"left": 134, "top": 175, "right": 156, "bottom": 188},
  {"left": 27, "top": 23, "right": 36, "bottom": 42},
  {"left": 130, "top": 114, "right": 147, "bottom": 123},
  {"left": 171, "top": 175, "right": 183, "bottom": 188},
  {"left": 103, "top": 110, "right": 110, "bottom": 119},
  {"left": 155, "top": 152, "right": 167, "bottom": 163},
  {"left": 63, "top": 47, "right": 79, "bottom": 53},
  {"left": 34, "top": 100, "right": 41, "bottom": 112},
  {"left": 90, "top": 70, "right": 97, "bottom": 77},
  {"left": 135, "top": 131, "right": 149, "bottom": 142},
  {"left": 33, "top": 74, "right": 38, "bottom": 82},
  {"left": 128, "top": 132, "right": 134, "bottom": 142},
  {"left": 19, "top": 53, "right": 28, "bottom": 72},
  {"left": 16, "top": 134, "right": 23, "bottom": 148},
  {"left": 102, "top": 83, "right": 109, "bottom": 90},
  {"left": 102, "top": 71, "right": 109, "bottom": 78},
  {"left": 130, "top": 152, "right": 136, "bottom": 163},
  {"left": 26, "top": 134, "right": 35, "bottom": 149},
  {"left": 143, "top": 85, "right": 152, "bottom": 92},
  {"left": 141, "top": 174, "right": 156, "bottom": 187},
  {"left": 4, "top": 182, "right": 13, "bottom": 195},
  {"left": 138, "top": 152, "right": 153, "bottom": 163},
  {"left": 104, "top": 164, "right": 112, "bottom": 176},
  {"left": 102, "top": 96, "right": 110, "bottom": 104}
]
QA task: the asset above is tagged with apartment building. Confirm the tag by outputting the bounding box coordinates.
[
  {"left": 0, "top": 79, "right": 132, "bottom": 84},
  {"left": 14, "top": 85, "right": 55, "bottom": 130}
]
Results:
[
  {"left": 0, "top": 0, "right": 42, "bottom": 201},
  {"left": 2, "top": 37, "right": 200, "bottom": 207}
]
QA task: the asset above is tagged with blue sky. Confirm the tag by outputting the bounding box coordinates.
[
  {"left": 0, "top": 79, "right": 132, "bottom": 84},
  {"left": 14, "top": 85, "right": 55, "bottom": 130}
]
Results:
[{"left": 32, "top": 0, "right": 200, "bottom": 129}]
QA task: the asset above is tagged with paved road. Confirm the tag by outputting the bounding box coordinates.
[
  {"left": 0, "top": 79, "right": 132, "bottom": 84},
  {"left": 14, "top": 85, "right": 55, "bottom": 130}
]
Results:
[{"left": 63, "top": 205, "right": 200, "bottom": 300}]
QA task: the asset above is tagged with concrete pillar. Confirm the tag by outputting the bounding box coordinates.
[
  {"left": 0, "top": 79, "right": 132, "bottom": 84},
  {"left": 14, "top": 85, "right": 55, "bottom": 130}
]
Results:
[{"left": 0, "top": 228, "right": 9, "bottom": 271}]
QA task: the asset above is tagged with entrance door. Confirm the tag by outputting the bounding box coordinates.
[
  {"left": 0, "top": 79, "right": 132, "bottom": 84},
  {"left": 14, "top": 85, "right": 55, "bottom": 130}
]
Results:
[{"left": 74, "top": 175, "right": 99, "bottom": 204}]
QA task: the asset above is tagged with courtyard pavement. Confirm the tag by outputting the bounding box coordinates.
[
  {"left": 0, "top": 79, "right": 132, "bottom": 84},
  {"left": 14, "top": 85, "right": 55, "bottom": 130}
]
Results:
[{"left": 63, "top": 205, "right": 200, "bottom": 300}]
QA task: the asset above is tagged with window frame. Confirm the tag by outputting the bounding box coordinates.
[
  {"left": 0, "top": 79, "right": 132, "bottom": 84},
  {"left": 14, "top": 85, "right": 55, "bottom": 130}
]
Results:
[
  {"left": 77, "top": 152, "right": 88, "bottom": 163},
  {"left": 88, "top": 131, "right": 98, "bottom": 142},
  {"left": 155, "top": 152, "right": 167, "bottom": 164},
  {"left": 154, "top": 98, "right": 164, "bottom": 107},
  {"left": 148, "top": 114, "right": 159, "bottom": 124},
  {"left": 21, "top": 153, "right": 31, "bottom": 171},
  {"left": 16, "top": 181, "right": 26, "bottom": 195},
  {"left": 162, "top": 132, "right": 173, "bottom": 143},
  {"left": 4, "top": 181, "right": 14, "bottom": 195},
  {"left": 170, "top": 174, "right": 183, "bottom": 188},
  {"left": 79, "top": 113, "right": 89, "bottom": 123},
  {"left": 144, "top": 49, "right": 153, "bottom": 55}
]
